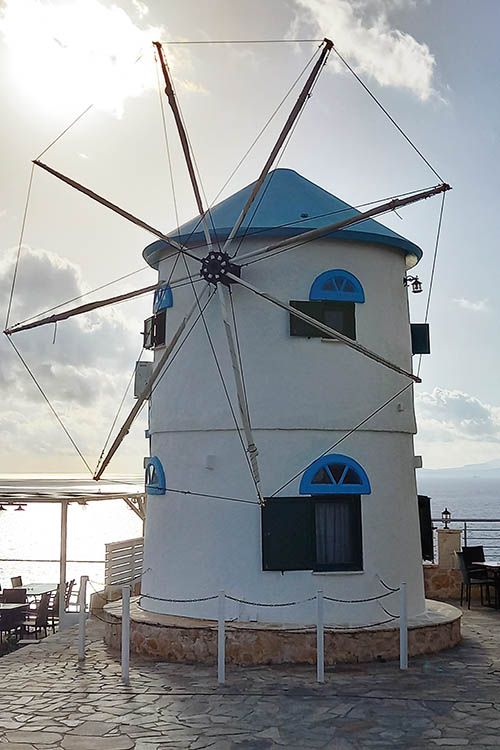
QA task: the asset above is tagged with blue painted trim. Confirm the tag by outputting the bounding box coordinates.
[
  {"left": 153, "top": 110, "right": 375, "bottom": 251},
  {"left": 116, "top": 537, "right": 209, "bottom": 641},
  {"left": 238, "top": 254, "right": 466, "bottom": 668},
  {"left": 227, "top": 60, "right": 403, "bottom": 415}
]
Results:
[
  {"left": 145, "top": 456, "right": 166, "bottom": 495},
  {"left": 153, "top": 284, "right": 173, "bottom": 313},
  {"left": 299, "top": 453, "right": 371, "bottom": 495},
  {"left": 143, "top": 228, "right": 423, "bottom": 270},
  {"left": 309, "top": 269, "right": 365, "bottom": 302}
]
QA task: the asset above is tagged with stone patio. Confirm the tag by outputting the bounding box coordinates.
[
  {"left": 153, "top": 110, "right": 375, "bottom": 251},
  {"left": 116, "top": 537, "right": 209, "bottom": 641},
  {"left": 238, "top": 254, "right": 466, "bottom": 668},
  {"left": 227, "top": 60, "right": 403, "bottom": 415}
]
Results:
[{"left": 0, "top": 605, "right": 499, "bottom": 749}]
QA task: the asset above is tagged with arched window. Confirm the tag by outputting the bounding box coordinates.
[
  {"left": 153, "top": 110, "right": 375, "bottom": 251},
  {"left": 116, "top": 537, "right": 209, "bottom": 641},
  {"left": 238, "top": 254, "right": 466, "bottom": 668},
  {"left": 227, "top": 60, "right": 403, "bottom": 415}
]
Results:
[
  {"left": 153, "top": 284, "right": 173, "bottom": 313},
  {"left": 145, "top": 456, "right": 166, "bottom": 495},
  {"left": 309, "top": 270, "right": 365, "bottom": 303},
  {"left": 261, "top": 453, "right": 369, "bottom": 572},
  {"left": 299, "top": 453, "right": 371, "bottom": 495}
]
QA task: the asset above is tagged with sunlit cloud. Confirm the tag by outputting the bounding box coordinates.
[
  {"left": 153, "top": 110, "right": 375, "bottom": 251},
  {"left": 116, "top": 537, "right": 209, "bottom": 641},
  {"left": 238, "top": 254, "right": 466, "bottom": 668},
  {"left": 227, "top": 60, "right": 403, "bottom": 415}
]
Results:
[
  {"left": 0, "top": 0, "right": 165, "bottom": 117},
  {"left": 0, "top": 246, "right": 148, "bottom": 470},
  {"left": 453, "top": 297, "right": 488, "bottom": 313},
  {"left": 290, "top": 0, "right": 438, "bottom": 101},
  {"left": 416, "top": 387, "right": 500, "bottom": 443}
]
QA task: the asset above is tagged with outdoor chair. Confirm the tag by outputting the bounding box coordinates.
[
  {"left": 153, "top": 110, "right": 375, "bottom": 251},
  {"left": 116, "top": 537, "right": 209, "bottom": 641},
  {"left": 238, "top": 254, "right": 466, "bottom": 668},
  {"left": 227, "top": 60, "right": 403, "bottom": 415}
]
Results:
[
  {"left": 47, "top": 589, "right": 60, "bottom": 632},
  {"left": 10, "top": 576, "right": 22, "bottom": 588},
  {"left": 457, "top": 551, "right": 495, "bottom": 609},
  {"left": 2, "top": 588, "right": 27, "bottom": 604},
  {"left": 65, "top": 579, "right": 77, "bottom": 611},
  {"left": 462, "top": 545, "right": 485, "bottom": 568},
  {"left": 22, "top": 592, "right": 50, "bottom": 639},
  {"left": 0, "top": 607, "right": 25, "bottom": 641}
]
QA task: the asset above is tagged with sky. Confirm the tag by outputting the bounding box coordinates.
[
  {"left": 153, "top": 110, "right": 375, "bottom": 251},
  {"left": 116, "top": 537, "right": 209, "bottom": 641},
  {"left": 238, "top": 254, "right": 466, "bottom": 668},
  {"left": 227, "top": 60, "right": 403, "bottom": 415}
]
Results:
[{"left": 0, "top": 0, "right": 499, "bottom": 474}]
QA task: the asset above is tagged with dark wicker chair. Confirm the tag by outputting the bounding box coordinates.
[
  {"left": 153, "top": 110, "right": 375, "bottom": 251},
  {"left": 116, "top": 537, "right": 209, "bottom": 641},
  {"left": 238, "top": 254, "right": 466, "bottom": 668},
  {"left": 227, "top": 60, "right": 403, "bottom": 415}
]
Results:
[
  {"left": 22, "top": 592, "right": 50, "bottom": 639},
  {"left": 457, "top": 551, "right": 495, "bottom": 608},
  {"left": 0, "top": 588, "right": 27, "bottom": 640}
]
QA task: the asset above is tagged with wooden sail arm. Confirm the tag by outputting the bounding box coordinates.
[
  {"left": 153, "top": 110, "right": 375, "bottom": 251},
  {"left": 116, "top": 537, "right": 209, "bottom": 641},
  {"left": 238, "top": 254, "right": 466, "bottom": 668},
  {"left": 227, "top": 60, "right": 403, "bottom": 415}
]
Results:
[
  {"left": 237, "top": 182, "right": 452, "bottom": 265},
  {"left": 153, "top": 42, "right": 212, "bottom": 249},
  {"left": 225, "top": 272, "right": 421, "bottom": 383},
  {"left": 32, "top": 160, "right": 201, "bottom": 262},
  {"left": 5, "top": 282, "right": 158, "bottom": 335},
  {"left": 223, "top": 38, "right": 333, "bottom": 254},
  {"left": 4, "top": 270, "right": 197, "bottom": 336},
  {"left": 94, "top": 285, "right": 212, "bottom": 480},
  {"left": 217, "top": 285, "right": 264, "bottom": 504},
  {"left": 154, "top": 41, "right": 204, "bottom": 218}
]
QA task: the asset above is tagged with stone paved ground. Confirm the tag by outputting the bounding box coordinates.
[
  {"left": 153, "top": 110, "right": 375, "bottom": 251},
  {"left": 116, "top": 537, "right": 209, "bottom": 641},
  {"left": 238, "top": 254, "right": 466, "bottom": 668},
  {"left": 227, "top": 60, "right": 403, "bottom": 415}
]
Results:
[{"left": 0, "top": 607, "right": 500, "bottom": 749}]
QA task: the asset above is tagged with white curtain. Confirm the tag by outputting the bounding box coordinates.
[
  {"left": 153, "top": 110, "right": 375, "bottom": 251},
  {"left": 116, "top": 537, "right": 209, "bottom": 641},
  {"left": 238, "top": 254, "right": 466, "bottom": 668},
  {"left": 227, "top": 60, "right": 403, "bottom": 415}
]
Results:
[{"left": 315, "top": 501, "right": 351, "bottom": 564}]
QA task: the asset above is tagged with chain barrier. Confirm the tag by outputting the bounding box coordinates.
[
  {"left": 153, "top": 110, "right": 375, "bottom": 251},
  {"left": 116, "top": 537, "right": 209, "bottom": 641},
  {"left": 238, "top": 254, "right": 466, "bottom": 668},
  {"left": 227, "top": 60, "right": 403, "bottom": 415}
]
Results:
[
  {"left": 140, "top": 592, "right": 218, "bottom": 603},
  {"left": 323, "top": 589, "right": 397, "bottom": 604},
  {"left": 378, "top": 601, "right": 399, "bottom": 619},
  {"left": 79, "top": 572, "right": 409, "bottom": 683},
  {"left": 377, "top": 575, "right": 399, "bottom": 593},
  {"left": 225, "top": 594, "right": 316, "bottom": 607}
]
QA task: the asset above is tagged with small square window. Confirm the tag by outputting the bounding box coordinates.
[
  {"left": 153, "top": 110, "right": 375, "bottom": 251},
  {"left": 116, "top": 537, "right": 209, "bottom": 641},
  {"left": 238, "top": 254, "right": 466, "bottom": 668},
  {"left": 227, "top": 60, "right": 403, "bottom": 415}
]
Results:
[
  {"left": 143, "top": 310, "right": 167, "bottom": 350},
  {"left": 289, "top": 301, "right": 356, "bottom": 340}
]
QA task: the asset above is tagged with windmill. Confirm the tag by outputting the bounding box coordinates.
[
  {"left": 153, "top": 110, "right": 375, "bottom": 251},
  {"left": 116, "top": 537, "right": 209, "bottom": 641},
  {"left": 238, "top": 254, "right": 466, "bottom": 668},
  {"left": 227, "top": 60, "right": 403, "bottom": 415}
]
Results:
[{"left": 5, "top": 38, "right": 451, "bottom": 635}]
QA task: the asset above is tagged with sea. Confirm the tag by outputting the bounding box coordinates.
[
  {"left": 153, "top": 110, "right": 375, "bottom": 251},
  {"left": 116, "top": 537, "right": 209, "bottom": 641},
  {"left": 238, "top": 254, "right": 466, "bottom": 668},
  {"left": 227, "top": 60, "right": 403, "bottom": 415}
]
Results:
[
  {"left": 1, "top": 473, "right": 500, "bottom": 590},
  {"left": 0, "top": 475, "right": 143, "bottom": 593}
]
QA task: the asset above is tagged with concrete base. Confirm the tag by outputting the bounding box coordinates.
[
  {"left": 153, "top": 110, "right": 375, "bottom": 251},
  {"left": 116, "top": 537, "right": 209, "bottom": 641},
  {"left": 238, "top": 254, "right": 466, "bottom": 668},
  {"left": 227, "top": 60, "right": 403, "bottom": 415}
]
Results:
[{"left": 103, "top": 598, "right": 461, "bottom": 665}]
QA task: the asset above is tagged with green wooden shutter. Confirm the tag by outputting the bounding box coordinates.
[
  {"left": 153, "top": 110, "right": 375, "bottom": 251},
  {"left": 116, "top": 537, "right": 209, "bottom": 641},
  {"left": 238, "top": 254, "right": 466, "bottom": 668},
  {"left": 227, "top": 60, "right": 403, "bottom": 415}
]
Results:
[
  {"left": 261, "top": 497, "right": 315, "bottom": 571},
  {"left": 289, "top": 301, "right": 356, "bottom": 339}
]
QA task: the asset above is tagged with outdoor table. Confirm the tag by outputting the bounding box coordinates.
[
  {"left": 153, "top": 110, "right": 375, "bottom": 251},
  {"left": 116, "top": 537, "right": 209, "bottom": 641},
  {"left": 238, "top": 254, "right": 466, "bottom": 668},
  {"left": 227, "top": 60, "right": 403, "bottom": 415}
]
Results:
[
  {"left": 0, "top": 602, "right": 27, "bottom": 611},
  {"left": 14, "top": 583, "right": 58, "bottom": 596}
]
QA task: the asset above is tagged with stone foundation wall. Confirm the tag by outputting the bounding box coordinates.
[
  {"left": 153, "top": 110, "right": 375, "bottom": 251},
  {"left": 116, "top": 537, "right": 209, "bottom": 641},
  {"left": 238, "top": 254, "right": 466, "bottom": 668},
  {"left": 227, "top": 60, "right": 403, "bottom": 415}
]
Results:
[
  {"left": 423, "top": 565, "right": 463, "bottom": 600},
  {"left": 103, "top": 606, "right": 461, "bottom": 666}
]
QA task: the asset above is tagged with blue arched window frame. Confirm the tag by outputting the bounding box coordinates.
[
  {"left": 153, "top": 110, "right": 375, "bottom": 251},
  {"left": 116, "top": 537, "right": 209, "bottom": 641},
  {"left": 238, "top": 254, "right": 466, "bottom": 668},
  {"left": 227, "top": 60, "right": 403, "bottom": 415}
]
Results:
[
  {"left": 309, "top": 270, "right": 365, "bottom": 303},
  {"left": 299, "top": 453, "right": 371, "bottom": 495},
  {"left": 153, "top": 284, "right": 173, "bottom": 313},
  {"left": 145, "top": 456, "right": 166, "bottom": 495}
]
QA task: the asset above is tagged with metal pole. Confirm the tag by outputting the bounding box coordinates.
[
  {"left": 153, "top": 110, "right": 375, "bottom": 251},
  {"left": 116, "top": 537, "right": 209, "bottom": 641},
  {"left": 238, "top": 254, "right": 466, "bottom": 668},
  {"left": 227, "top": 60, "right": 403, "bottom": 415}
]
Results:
[
  {"left": 464, "top": 521, "right": 467, "bottom": 547},
  {"left": 121, "top": 584, "right": 131, "bottom": 686},
  {"left": 399, "top": 582, "right": 408, "bottom": 670},
  {"left": 316, "top": 590, "right": 325, "bottom": 683},
  {"left": 78, "top": 575, "right": 88, "bottom": 662},
  {"left": 59, "top": 500, "right": 68, "bottom": 628},
  {"left": 217, "top": 590, "right": 225, "bottom": 684}
]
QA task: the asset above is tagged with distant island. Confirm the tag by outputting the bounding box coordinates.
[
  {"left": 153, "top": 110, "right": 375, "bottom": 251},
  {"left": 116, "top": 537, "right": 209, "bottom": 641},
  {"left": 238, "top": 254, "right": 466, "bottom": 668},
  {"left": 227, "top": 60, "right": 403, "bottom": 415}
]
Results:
[{"left": 419, "top": 458, "right": 500, "bottom": 479}]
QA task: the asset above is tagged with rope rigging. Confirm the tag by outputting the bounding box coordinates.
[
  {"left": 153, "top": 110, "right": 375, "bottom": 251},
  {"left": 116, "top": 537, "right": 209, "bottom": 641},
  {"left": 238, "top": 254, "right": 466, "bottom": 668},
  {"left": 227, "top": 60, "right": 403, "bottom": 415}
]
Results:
[{"left": 5, "top": 34, "right": 450, "bottom": 488}]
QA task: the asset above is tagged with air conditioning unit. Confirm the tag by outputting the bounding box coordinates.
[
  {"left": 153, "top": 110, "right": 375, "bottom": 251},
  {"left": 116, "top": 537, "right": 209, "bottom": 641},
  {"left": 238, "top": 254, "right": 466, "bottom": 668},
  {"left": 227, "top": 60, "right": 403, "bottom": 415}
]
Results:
[{"left": 134, "top": 361, "right": 154, "bottom": 398}]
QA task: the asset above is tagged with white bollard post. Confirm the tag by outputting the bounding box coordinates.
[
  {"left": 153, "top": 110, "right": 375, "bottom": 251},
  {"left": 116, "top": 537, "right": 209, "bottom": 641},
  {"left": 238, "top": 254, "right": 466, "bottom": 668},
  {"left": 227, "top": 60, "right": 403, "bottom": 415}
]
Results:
[
  {"left": 121, "top": 584, "right": 131, "bottom": 686},
  {"left": 399, "top": 581, "right": 408, "bottom": 670},
  {"left": 77, "top": 575, "right": 88, "bottom": 662},
  {"left": 217, "top": 590, "right": 225, "bottom": 684},
  {"left": 316, "top": 590, "right": 324, "bottom": 683}
]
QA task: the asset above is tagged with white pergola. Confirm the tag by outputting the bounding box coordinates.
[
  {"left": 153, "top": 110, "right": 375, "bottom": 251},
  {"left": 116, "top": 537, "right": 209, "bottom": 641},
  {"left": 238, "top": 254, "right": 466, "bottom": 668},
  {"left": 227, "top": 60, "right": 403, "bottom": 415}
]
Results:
[{"left": 0, "top": 491, "right": 145, "bottom": 624}]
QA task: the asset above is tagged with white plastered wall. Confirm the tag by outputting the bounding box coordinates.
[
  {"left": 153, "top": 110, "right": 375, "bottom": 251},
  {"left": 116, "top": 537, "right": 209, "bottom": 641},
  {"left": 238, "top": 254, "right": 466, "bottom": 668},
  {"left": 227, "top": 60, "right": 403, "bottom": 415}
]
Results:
[{"left": 140, "top": 236, "right": 425, "bottom": 625}]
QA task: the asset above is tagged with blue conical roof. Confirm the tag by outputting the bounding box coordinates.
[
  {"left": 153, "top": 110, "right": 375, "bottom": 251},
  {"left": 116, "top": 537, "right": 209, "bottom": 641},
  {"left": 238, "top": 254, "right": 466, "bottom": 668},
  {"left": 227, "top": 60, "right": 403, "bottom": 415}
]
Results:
[{"left": 143, "top": 168, "right": 422, "bottom": 267}]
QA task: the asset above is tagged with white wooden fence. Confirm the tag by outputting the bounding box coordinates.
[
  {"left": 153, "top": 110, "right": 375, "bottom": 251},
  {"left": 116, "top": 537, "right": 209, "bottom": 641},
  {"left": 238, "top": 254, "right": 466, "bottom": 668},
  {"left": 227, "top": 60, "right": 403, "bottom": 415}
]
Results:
[{"left": 105, "top": 537, "right": 144, "bottom": 588}]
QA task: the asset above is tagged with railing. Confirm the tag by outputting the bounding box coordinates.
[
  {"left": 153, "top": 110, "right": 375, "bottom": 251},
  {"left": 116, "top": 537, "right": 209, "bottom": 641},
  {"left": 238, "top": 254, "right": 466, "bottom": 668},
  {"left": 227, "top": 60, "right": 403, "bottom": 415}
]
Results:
[
  {"left": 432, "top": 518, "right": 500, "bottom": 560},
  {"left": 104, "top": 537, "right": 144, "bottom": 588}
]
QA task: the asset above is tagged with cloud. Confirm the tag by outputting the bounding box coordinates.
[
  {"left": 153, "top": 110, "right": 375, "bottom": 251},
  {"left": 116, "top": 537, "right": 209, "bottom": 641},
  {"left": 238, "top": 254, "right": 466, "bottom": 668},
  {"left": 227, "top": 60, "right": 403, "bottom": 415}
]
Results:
[
  {"left": 416, "top": 388, "right": 500, "bottom": 443},
  {"left": 453, "top": 298, "right": 488, "bottom": 313},
  {"left": 0, "top": 246, "right": 150, "bottom": 469},
  {"left": 290, "top": 0, "right": 437, "bottom": 101},
  {"left": 0, "top": 0, "right": 165, "bottom": 117},
  {"left": 131, "top": 0, "right": 149, "bottom": 19}
]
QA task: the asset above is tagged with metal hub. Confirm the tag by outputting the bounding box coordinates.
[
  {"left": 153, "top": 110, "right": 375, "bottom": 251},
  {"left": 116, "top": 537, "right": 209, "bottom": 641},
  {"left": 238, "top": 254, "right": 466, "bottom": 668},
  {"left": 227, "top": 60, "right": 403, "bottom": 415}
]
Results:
[{"left": 200, "top": 250, "right": 241, "bottom": 286}]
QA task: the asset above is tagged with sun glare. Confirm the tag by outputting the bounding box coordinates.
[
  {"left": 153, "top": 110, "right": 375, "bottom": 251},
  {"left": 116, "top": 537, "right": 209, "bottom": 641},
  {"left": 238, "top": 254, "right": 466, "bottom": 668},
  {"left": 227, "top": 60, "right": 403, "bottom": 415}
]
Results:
[{"left": 0, "top": 0, "right": 165, "bottom": 117}]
